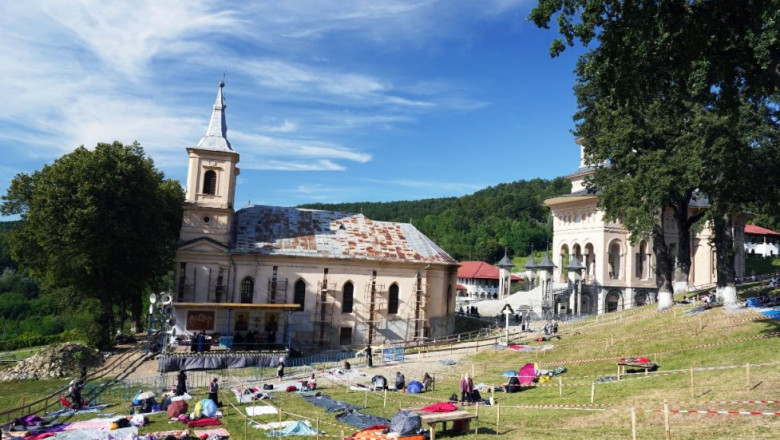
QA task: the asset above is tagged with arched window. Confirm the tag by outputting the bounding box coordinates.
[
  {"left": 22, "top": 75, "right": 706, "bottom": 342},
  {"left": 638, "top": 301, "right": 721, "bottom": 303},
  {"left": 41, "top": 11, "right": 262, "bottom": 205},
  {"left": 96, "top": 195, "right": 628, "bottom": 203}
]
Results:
[
  {"left": 202, "top": 170, "right": 217, "bottom": 195},
  {"left": 294, "top": 279, "right": 306, "bottom": 312},
  {"left": 388, "top": 283, "right": 399, "bottom": 314},
  {"left": 342, "top": 282, "right": 354, "bottom": 313},
  {"left": 240, "top": 277, "right": 254, "bottom": 304}
]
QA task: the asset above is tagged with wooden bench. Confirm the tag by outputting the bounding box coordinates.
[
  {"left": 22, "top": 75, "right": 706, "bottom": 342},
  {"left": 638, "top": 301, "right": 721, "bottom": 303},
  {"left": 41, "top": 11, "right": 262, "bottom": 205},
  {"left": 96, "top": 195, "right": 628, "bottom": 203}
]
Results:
[{"left": 403, "top": 407, "right": 478, "bottom": 440}]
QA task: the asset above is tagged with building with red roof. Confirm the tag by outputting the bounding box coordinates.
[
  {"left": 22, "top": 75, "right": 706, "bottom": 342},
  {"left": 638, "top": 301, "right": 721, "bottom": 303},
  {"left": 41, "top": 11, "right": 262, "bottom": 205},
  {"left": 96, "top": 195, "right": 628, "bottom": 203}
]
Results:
[
  {"left": 457, "top": 261, "right": 522, "bottom": 300},
  {"left": 744, "top": 224, "right": 780, "bottom": 257}
]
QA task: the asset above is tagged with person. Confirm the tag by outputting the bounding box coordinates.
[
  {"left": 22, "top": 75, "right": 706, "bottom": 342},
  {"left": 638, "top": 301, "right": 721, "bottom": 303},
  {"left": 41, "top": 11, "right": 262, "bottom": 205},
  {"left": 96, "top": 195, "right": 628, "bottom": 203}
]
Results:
[
  {"left": 307, "top": 373, "right": 317, "bottom": 390},
  {"left": 277, "top": 360, "right": 285, "bottom": 380},
  {"left": 235, "top": 313, "right": 248, "bottom": 332},
  {"left": 395, "top": 371, "right": 406, "bottom": 391},
  {"left": 265, "top": 316, "right": 278, "bottom": 343},
  {"left": 176, "top": 369, "right": 187, "bottom": 396},
  {"left": 459, "top": 373, "right": 474, "bottom": 404},
  {"left": 502, "top": 375, "right": 520, "bottom": 393},
  {"left": 69, "top": 378, "right": 85, "bottom": 409},
  {"left": 422, "top": 372, "right": 433, "bottom": 392},
  {"left": 80, "top": 365, "right": 87, "bottom": 381},
  {"left": 196, "top": 331, "right": 206, "bottom": 353},
  {"left": 365, "top": 344, "right": 373, "bottom": 368},
  {"left": 552, "top": 320, "right": 559, "bottom": 336},
  {"left": 208, "top": 377, "right": 220, "bottom": 406},
  {"left": 343, "top": 360, "right": 351, "bottom": 371}
]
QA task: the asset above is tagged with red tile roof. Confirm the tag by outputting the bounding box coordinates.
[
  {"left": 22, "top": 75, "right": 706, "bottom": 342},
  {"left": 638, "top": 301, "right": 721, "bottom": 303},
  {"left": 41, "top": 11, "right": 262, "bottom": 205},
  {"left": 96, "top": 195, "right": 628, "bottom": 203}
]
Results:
[
  {"left": 745, "top": 224, "right": 780, "bottom": 236},
  {"left": 457, "top": 261, "right": 522, "bottom": 280}
]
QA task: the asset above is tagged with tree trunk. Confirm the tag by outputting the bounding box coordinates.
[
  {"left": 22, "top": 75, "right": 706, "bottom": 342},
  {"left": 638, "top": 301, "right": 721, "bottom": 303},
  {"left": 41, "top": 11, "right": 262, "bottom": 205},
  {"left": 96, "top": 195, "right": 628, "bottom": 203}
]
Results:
[
  {"left": 131, "top": 292, "right": 143, "bottom": 334},
  {"left": 713, "top": 212, "right": 737, "bottom": 305},
  {"left": 672, "top": 199, "right": 692, "bottom": 294},
  {"left": 653, "top": 221, "right": 674, "bottom": 310}
]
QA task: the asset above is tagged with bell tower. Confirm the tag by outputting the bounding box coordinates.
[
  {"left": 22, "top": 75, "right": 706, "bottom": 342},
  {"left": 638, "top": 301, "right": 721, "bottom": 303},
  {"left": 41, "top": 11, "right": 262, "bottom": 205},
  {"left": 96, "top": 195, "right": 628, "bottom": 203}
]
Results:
[{"left": 179, "top": 81, "right": 240, "bottom": 245}]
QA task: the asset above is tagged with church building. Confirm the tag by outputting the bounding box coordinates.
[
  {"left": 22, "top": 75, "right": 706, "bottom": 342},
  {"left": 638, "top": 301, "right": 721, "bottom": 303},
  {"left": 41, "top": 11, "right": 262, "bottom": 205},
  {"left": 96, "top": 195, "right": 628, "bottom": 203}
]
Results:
[
  {"left": 171, "top": 83, "right": 458, "bottom": 351},
  {"left": 544, "top": 140, "right": 746, "bottom": 315}
]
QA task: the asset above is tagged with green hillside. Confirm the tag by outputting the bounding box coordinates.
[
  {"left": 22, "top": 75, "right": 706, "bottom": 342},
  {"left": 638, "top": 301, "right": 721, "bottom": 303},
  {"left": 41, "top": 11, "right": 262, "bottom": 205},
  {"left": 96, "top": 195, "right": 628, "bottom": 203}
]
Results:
[{"left": 301, "top": 177, "right": 571, "bottom": 262}]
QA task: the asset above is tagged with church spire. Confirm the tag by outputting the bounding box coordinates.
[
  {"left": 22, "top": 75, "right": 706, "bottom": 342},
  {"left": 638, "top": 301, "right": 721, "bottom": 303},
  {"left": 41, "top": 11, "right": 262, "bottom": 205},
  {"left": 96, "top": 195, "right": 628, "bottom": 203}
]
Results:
[{"left": 195, "top": 81, "right": 232, "bottom": 152}]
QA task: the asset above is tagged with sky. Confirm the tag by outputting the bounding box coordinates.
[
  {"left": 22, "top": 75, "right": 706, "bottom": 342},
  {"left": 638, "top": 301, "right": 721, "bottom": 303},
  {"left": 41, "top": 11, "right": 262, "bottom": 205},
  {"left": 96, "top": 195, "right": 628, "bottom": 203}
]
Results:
[{"left": 0, "top": 0, "right": 587, "bottom": 218}]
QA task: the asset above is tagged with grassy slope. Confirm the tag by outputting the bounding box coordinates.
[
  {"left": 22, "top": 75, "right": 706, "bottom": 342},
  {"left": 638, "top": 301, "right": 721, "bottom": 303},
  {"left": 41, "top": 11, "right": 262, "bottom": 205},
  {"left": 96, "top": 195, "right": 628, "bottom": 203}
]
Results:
[{"left": 2, "top": 291, "right": 779, "bottom": 439}]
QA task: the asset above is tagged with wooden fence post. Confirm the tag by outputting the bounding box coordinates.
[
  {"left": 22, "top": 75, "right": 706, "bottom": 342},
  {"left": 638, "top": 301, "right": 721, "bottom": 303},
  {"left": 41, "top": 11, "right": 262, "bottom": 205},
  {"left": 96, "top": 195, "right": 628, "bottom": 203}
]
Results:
[
  {"left": 558, "top": 377, "right": 563, "bottom": 397},
  {"left": 746, "top": 363, "right": 750, "bottom": 391},
  {"left": 364, "top": 388, "right": 368, "bottom": 408},
  {"left": 689, "top": 367, "right": 695, "bottom": 399},
  {"left": 244, "top": 416, "right": 248, "bottom": 440},
  {"left": 496, "top": 403, "right": 500, "bottom": 429},
  {"left": 384, "top": 389, "right": 387, "bottom": 408},
  {"left": 316, "top": 418, "right": 320, "bottom": 440},
  {"left": 590, "top": 383, "right": 595, "bottom": 403},
  {"left": 631, "top": 407, "right": 637, "bottom": 440},
  {"left": 663, "top": 400, "right": 670, "bottom": 440}
]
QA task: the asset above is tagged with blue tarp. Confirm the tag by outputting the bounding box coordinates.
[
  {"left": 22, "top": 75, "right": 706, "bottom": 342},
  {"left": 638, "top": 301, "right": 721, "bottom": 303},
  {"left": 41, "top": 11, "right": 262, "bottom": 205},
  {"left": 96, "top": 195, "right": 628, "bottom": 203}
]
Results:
[
  {"left": 501, "top": 370, "right": 518, "bottom": 377},
  {"left": 266, "top": 421, "right": 319, "bottom": 437},
  {"left": 406, "top": 381, "right": 423, "bottom": 394}
]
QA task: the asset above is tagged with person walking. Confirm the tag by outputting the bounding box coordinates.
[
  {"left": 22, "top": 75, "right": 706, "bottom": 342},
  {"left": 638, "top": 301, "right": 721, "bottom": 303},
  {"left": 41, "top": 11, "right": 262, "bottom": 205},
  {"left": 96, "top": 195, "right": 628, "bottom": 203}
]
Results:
[
  {"left": 277, "top": 359, "right": 285, "bottom": 380},
  {"left": 176, "top": 369, "right": 188, "bottom": 396},
  {"left": 365, "top": 344, "right": 373, "bottom": 367}
]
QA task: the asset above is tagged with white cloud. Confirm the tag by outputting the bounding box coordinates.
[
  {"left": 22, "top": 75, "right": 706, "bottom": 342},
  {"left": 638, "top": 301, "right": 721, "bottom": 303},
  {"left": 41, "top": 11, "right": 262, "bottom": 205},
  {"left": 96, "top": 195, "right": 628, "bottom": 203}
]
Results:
[
  {"left": 0, "top": 0, "right": 525, "bottom": 181},
  {"left": 261, "top": 120, "right": 298, "bottom": 133},
  {"left": 230, "top": 131, "right": 370, "bottom": 171}
]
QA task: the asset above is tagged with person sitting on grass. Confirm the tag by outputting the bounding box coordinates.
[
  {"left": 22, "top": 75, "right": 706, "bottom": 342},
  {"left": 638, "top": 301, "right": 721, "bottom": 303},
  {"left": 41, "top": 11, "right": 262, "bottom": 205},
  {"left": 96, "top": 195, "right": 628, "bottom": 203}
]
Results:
[
  {"left": 422, "top": 372, "right": 433, "bottom": 392},
  {"left": 395, "top": 371, "right": 406, "bottom": 392},
  {"left": 502, "top": 375, "right": 521, "bottom": 393},
  {"left": 307, "top": 373, "right": 317, "bottom": 390}
]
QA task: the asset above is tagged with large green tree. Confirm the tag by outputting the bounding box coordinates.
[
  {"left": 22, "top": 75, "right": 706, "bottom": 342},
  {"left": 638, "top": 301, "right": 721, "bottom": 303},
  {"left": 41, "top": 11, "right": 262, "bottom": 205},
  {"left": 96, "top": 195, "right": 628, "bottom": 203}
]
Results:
[
  {"left": 1, "top": 142, "right": 183, "bottom": 348},
  {"left": 530, "top": 0, "right": 779, "bottom": 307}
]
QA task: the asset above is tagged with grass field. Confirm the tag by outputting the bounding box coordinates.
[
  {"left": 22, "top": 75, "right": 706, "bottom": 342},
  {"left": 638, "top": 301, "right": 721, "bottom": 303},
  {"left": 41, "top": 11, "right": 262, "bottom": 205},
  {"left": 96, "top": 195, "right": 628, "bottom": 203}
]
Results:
[{"left": 1, "top": 289, "right": 778, "bottom": 439}]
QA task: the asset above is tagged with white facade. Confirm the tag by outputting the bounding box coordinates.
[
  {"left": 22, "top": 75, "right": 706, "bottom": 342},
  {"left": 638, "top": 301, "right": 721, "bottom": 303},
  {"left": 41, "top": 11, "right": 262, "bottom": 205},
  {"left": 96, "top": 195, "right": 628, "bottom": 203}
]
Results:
[
  {"left": 744, "top": 226, "right": 779, "bottom": 257},
  {"left": 544, "top": 141, "right": 746, "bottom": 315}
]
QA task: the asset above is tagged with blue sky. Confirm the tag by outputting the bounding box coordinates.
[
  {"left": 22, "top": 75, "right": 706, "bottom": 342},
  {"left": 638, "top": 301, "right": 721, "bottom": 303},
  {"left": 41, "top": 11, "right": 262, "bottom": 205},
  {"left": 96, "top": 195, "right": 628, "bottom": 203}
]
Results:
[{"left": 0, "top": 1, "right": 586, "bottom": 218}]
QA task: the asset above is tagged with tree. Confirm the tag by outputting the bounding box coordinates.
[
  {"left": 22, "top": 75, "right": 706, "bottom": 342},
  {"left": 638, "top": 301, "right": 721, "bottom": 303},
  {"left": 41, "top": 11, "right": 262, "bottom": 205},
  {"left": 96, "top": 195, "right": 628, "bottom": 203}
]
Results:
[
  {"left": 530, "top": 0, "right": 779, "bottom": 306},
  {"left": 1, "top": 142, "right": 183, "bottom": 348}
]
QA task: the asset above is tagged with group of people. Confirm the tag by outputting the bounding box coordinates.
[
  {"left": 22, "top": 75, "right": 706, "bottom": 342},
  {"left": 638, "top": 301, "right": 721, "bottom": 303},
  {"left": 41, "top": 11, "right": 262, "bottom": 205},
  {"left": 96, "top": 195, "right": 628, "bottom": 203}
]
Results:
[
  {"left": 514, "top": 310, "right": 533, "bottom": 331},
  {"left": 189, "top": 331, "right": 210, "bottom": 353},
  {"left": 457, "top": 306, "right": 481, "bottom": 317}
]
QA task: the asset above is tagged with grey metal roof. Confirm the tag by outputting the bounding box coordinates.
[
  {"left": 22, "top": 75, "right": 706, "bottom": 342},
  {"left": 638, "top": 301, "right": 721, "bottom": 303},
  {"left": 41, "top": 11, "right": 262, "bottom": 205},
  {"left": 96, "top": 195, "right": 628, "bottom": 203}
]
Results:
[
  {"left": 536, "top": 255, "right": 557, "bottom": 270},
  {"left": 231, "top": 205, "right": 458, "bottom": 265},
  {"left": 497, "top": 250, "right": 513, "bottom": 268},
  {"left": 194, "top": 81, "right": 233, "bottom": 152},
  {"left": 566, "top": 255, "right": 586, "bottom": 271},
  {"left": 525, "top": 255, "right": 538, "bottom": 269}
]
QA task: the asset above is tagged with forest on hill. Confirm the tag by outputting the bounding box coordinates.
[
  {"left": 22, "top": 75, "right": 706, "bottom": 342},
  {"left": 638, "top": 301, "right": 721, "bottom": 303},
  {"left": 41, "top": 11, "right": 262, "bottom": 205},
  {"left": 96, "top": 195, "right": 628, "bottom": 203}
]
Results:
[{"left": 301, "top": 177, "right": 572, "bottom": 262}]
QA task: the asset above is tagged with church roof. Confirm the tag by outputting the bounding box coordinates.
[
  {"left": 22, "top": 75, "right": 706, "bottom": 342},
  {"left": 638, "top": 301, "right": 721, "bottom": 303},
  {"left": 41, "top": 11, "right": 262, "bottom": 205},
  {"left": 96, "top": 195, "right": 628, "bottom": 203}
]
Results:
[
  {"left": 194, "top": 81, "right": 233, "bottom": 152},
  {"left": 745, "top": 224, "right": 780, "bottom": 236},
  {"left": 457, "top": 261, "right": 522, "bottom": 280},
  {"left": 231, "top": 205, "right": 458, "bottom": 265}
]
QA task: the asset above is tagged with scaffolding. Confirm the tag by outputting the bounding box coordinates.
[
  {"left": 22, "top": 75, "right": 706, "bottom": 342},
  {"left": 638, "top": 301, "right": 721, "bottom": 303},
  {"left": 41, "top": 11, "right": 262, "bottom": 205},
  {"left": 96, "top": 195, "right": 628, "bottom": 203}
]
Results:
[
  {"left": 361, "top": 279, "right": 386, "bottom": 345},
  {"left": 411, "top": 272, "right": 429, "bottom": 342},
  {"left": 266, "top": 278, "right": 288, "bottom": 304},
  {"left": 313, "top": 279, "right": 337, "bottom": 348}
]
